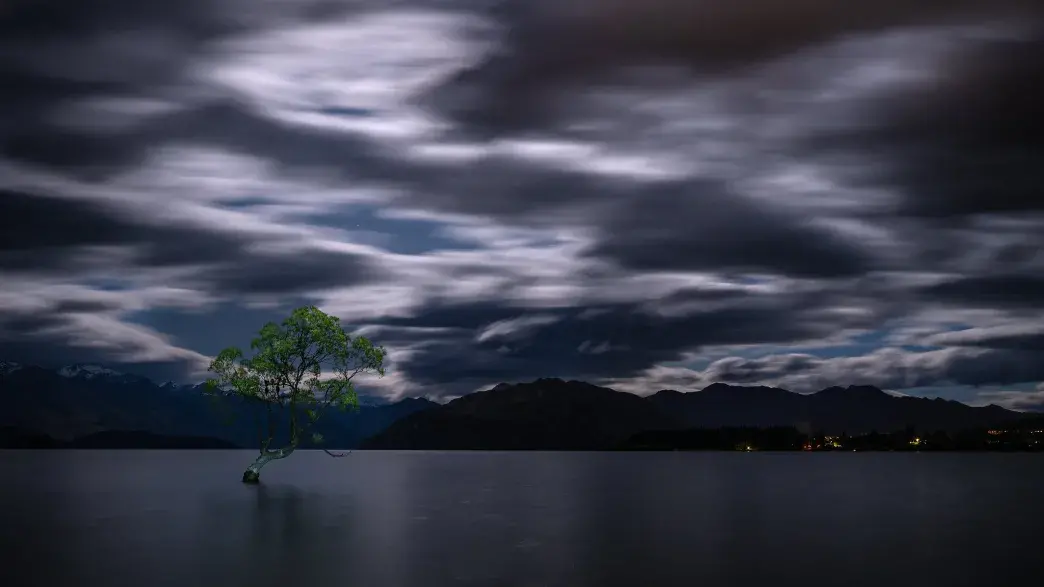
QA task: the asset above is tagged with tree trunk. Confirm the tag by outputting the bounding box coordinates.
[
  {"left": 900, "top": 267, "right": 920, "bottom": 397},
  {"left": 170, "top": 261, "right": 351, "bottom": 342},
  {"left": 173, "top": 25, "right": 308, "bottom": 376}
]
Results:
[{"left": 241, "top": 445, "right": 296, "bottom": 484}]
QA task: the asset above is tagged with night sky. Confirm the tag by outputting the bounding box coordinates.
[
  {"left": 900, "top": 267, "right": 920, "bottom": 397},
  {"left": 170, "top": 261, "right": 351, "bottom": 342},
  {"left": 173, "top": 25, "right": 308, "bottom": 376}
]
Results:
[{"left": 1, "top": 0, "right": 1042, "bottom": 409}]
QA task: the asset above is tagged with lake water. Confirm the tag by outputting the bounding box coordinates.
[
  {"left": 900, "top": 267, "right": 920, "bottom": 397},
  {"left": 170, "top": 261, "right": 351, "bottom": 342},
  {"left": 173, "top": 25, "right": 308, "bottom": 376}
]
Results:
[{"left": 2, "top": 451, "right": 1042, "bottom": 587}]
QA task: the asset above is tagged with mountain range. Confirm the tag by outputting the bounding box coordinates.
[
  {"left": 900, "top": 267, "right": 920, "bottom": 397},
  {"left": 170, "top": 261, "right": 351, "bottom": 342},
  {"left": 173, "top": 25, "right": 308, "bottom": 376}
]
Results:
[
  {"left": 1, "top": 363, "right": 1031, "bottom": 450},
  {"left": 362, "top": 379, "right": 1029, "bottom": 450},
  {"left": 0, "top": 362, "right": 435, "bottom": 449}
]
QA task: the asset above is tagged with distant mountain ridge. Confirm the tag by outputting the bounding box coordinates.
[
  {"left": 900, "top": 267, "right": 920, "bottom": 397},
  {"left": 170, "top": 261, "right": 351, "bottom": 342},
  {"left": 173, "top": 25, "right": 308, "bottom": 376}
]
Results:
[
  {"left": 363, "top": 378, "right": 672, "bottom": 450},
  {"left": 4, "top": 362, "right": 1032, "bottom": 451},
  {"left": 0, "top": 362, "right": 436, "bottom": 449},
  {"left": 645, "top": 382, "right": 1021, "bottom": 434},
  {"left": 0, "top": 361, "right": 392, "bottom": 405},
  {"left": 363, "top": 378, "right": 1030, "bottom": 450}
]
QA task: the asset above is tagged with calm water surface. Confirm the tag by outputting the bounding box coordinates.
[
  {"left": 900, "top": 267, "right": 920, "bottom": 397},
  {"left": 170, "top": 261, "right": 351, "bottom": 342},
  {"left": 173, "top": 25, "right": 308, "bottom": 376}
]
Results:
[{"left": 2, "top": 450, "right": 1042, "bottom": 587}]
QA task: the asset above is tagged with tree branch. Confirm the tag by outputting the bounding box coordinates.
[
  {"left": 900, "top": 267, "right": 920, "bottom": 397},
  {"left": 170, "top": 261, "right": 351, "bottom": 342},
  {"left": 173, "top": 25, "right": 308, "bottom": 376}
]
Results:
[
  {"left": 264, "top": 438, "right": 299, "bottom": 457},
  {"left": 265, "top": 397, "right": 275, "bottom": 445},
  {"left": 297, "top": 366, "right": 364, "bottom": 438},
  {"left": 323, "top": 449, "right": 351, "bottom": 458},
  {"left": 289, "top": 328, "right": 311, "bottom": 402},
  {"left": 250, "top": 396, "right": 266, "bottom": 453},
  {"left": 289, "top": 401, "right": 299, "bottom": 444}
]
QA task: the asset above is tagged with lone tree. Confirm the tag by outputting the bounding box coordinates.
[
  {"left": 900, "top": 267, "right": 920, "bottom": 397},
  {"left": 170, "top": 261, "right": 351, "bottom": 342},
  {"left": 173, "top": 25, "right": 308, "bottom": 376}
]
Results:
[{"left": 205, "top": 305, "right": 386, "bottom": 483}]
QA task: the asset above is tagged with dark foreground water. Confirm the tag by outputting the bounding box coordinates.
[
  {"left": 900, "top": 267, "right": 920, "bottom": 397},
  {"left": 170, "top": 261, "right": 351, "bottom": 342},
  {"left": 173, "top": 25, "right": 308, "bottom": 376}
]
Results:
[{"left": 2, "top": 451, "right": 1043, "bottom": 587}]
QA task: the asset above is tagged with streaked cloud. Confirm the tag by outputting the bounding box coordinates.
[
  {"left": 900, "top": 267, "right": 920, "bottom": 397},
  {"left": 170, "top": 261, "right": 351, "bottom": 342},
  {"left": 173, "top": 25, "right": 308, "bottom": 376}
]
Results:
[{"left": 1, "top": 0, "right": 1041, "bottom": 407}]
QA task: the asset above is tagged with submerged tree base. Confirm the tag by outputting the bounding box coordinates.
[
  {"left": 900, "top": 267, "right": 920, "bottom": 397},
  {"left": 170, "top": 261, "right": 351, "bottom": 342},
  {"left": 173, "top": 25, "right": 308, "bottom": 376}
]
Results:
[{"left": 240, "top": 446, "right": 296, "bottom": 483}]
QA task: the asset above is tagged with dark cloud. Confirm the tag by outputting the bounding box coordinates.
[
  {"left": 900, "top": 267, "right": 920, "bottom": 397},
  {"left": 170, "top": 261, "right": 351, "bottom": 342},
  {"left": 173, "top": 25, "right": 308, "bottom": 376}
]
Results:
[
  {"left": 423, "top": 0, "right": 1043, "bottom": 132},
  {"left": 0, "top": 189, "right": 381, "bottom": 294},
  {"left": 0, "top": 189, "right": 150, "bottom": 268},
  {"left": 371, "top": 171, "right": 880, "bottom": 280},
  {"left": 0, "top": 0, "right": 364, "bottom": 56},
  {"left": 0, "top": 0, "right": 394, "bottom": 371},
  {"left": 0, "top": 187, "right": 239, "bottom": 278},
  {"left": 1, "top": 0, "right": 240, "bottom": 165},
  {"left": 7, "top": 0, "right": 1022, "bottom": 295},
  {"left": 954, "top": 335, "right": 1044, "bottom": 352},
  {"left": 4, "top": 89, "right": 399, "bottom": 179},
  {"left": 369, "top": 287, "right": 889, "bottom": 395},
  {"left": 919, "top": 275, "right": 1044, "bottom": 310},
  {"left": 581, "top": 184, "right": 877, "bottom": 278},
  {"left": 945, "top": 350, "right": 1044, "bottom": 387},
  {"left": 418, "top": 0, "right": 1044, "bottom": 294},
  {"left": 0, "top": 0, "right": 374, "bottom": 175},
  {"left": 195, "top": 248, "right": 380, "bottom": 296},
  {"left": 0, "top": 313, "right": 67, "bottom": 339},
  {"left": 690, "top": 346, "right": 1044, "bottom": 392},
  {"left": 812, "top": 35, "right": 1044, "bottom": 219},
  {"left": 9, "top": 100, "right": 876, "bottom": 286},
  {"left": 3, "top": 0, "right": 241, "bottom": 39},
  {"left": 924, "top": 328, "right": 1044, "bottom": 352},
  {"left": 56, "top": 99, "right": 881, "bottom": 281},
  {"left": 50, "top": 298, "right": 128, "bottom": 316},
  {"left": 709, "top": 354, "right": 822, "bottom": 384}
]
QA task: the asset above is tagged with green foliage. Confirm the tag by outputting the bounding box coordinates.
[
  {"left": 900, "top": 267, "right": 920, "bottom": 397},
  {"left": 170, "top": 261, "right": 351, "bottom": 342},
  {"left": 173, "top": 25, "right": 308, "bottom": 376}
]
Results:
[{"left": 205, "top": 305, "right": 387, "bottom": 451}]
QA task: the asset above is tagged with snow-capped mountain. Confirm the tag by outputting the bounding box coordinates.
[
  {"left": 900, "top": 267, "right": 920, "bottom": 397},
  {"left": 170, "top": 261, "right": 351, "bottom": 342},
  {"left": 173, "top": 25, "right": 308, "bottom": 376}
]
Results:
[
  {"left": 57, "top": 364, "right": 153, "bottom": 385},
  {"left": 0, "top": 361, "right": 23, "bottom": 375},
  {"left": 58, "top": 364, "right": 127, "bottom": 379}
]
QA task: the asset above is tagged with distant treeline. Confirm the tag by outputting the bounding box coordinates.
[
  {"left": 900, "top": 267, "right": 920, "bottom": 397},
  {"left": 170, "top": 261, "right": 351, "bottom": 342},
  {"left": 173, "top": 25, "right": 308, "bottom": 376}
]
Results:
[{"left": 620, "top": 419, "right": 1044, "bottom": 452}]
